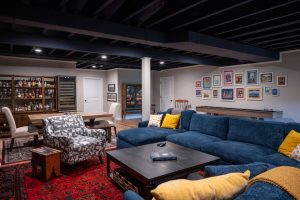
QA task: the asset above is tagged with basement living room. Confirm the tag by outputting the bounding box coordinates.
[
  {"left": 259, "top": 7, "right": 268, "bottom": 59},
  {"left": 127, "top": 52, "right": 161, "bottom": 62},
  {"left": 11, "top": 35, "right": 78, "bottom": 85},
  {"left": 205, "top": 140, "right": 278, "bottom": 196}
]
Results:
[{"left": 1, "top": 0, "right": 300, "bottom": 200}]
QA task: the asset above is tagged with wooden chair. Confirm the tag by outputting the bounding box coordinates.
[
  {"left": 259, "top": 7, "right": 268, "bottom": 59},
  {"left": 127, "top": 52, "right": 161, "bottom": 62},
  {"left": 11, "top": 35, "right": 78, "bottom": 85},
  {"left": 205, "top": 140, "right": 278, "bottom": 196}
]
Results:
[{"left": 175, "top": 99, "right": 189, "bottom": 110}]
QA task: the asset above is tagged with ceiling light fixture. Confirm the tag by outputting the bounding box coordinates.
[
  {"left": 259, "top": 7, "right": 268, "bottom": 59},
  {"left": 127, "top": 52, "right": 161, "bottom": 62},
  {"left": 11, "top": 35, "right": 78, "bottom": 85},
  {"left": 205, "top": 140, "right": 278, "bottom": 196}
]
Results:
[
  {"left": 101, "top": 55, "right": 107, "bottom": 59},
  {"left": 159, "top": 61, "right": 165, "bottom": 65},
  {"left": 91, "top": 65, "right": 97, "bottom": 68},
  {"left": 34, "top": 48, "right": 42, "bottom": 53}
]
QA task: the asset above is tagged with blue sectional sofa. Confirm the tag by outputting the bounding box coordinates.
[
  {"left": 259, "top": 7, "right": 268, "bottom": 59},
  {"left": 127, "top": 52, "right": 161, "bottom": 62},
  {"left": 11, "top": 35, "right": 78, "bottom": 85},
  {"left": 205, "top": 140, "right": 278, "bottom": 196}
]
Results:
[{"left": 117, "top": 109, "right": 300, "bottom": 168}]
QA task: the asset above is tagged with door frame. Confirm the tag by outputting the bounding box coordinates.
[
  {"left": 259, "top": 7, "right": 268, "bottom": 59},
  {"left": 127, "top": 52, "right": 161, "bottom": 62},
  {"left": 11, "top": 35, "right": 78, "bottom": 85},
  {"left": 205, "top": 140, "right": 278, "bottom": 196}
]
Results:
[
  {"left": 160, "top": 76, "right": 174, "bottom": 111},
  {"left": 83, "top": 77, "right": 103, "bottom": 112}
]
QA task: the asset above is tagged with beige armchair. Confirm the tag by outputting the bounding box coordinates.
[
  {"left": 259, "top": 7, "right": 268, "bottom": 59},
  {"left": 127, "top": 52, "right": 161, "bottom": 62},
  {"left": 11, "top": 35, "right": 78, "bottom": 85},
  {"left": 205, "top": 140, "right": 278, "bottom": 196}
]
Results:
[{"left": 1, "top": 107, "right": 38, "bottom": 151}]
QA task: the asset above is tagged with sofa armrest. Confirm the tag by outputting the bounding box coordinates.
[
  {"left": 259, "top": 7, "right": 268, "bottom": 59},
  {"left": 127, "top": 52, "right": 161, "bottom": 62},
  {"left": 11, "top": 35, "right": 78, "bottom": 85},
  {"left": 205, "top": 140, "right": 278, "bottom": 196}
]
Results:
[
  {"left": 138, "top": 121, "right": 149, "bottom": 128},
  {"left": 124, "top": 190, "right": 145, "bottom": 200},
  {"left": 82, "top": 128, "right": 106, "bottom": 140},
  {"left": 205, "top": 162, "right": 275, "bottom": 179}
]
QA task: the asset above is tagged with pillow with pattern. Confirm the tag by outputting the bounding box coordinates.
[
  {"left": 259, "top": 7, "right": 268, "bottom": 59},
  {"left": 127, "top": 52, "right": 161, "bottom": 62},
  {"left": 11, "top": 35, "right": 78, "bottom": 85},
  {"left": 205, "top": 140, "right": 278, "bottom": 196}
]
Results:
[
  {"left": 290, "top": 144, "right": 300, "bottom": 162},
  {"left": 148, "top": 114, "right": 163, "bottom": 127}
]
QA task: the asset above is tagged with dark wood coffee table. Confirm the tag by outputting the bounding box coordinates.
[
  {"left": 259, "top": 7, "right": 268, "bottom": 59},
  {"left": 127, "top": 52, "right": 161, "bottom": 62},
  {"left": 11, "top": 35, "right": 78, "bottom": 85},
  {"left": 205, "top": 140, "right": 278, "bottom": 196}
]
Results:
[{"left": 106, "top": 142, "right": 220, "bottom": 199}]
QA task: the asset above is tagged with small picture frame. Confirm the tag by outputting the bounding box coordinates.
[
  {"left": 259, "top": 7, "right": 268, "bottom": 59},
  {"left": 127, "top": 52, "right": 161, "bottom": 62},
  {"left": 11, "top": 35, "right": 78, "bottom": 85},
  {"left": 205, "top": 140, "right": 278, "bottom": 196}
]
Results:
[
  {"left": 107, "top": 93, "right": 117, "bottom": 102},
  {"left": 236, "top": 88, "right": 245, "bottom": 99},
  {"left": 221, "top": 88, "right": 234, "bottom": 101},
  {"left": 195, "top": 80, "right": 202, "bottom": 88},
  {"left": 212, "top": 74, "right": 222, "bottom": 87},
  {"left": 277, "top": 75, "right": 287, "bottom": 87},
  {"left": 246, "top": 87, "right": 263, "bottom": 101},
  {"left": 108, "top": 84, "right": 115, "bottom": 92},
  {"left": 246, "top": 69, "right": 258, "bottom": 85},
  {"left": 260, "top": 72, "right": 273, "bottom": 84},
  {"left": 212, "top": 89, "right": 219, "bottom": 98},
  {"left": 223, "top": 70, "right": 233, "bottom": 85},
  {"left": 272, "top": 88, "right": 280, "bottom": 97},
  {"left": 234, "top": 73, "right": 243, "bottom": 85},
  {"left": 202, "top": 90, "right": 211, "bottom": 100},
  {"left": 264, "top": 86, "right": 272, "bottom": 95},
  {"left": 195, "top": 89, "right": 202, "bottom": 97},
  {"left": 203, "top": 76, "right": 212, "bottom": 89}
]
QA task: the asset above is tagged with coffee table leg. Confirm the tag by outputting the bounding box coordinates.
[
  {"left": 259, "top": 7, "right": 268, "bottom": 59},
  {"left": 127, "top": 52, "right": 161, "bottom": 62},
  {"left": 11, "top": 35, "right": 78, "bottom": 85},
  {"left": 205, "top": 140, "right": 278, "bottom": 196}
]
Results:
[{"left": 145, "top": 183, "right": 152, "bottom": 200}]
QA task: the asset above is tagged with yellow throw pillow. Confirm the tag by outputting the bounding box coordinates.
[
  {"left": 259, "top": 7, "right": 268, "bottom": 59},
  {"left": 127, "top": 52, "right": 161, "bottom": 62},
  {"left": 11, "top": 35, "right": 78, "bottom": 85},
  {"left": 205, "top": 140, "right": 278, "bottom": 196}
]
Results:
[
  {"left": 161, "top": 114, "right": 181, "bottom": 129},
  {"left": 278, "top": 130, "right": 300, "bottom": 157},
  {"left": 151, "top": 171, "right": 250, "bottom": 200}
]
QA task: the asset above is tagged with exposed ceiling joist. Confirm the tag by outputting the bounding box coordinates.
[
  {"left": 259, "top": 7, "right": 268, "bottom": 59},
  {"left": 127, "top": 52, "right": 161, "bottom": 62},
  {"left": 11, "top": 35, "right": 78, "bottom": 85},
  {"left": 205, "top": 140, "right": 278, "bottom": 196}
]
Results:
[
  {"left": 243, "top": 28, "right": 300, "bottom": 42},
  {"left": 102, "top": 0, "right": 125, "bottom": 20},
  {"left": 253, "top": 34, "right": 300, "bottom": 45},
  {"left": 92, "top": 0, "right": 114, "bottom": 18}
]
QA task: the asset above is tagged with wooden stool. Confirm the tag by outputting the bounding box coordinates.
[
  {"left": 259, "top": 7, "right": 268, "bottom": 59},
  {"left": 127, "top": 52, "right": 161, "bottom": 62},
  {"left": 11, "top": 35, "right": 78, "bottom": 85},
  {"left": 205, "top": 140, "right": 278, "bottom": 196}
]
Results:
[{"left": 31, "top": 146, "right": 62, "bottom": 181}]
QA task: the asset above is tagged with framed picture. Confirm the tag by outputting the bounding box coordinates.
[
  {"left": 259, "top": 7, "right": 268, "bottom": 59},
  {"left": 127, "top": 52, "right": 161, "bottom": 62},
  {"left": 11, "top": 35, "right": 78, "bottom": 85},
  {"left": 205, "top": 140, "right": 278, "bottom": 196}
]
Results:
[
  {"left": 221, "top": 88, "right": 234, "bottom": 101},
  {"left": 246, "top": 87, "right": 263, "bottom": 101},
  {"left": 195, "top": 89, "right": 202, "bottom": 97},
  {"left": 234, "top": 73, "right": 243, "bottom": 85},
  {"left": 213, "top": 89, "right": 219, "bottom": 98},
  {"left": 277, "top": 75, "right": 287, "bottom": 86},
  {"left": 108, "top": 84, "right": 115, "bottom": 92},
  {"left": 246, "top": 69, "right": 258, "bottom": 85},
  {"left": 107, "top": 93, "right": 117, "bottom": 102},
  {"left": 195, "top": 80, "right": 202, "bottom": 88},
  {"left": 223, "top": 70, "right": 233, "bottom": 85},
  {"left": 260, "top": 72, "right": 273, "bottom": 83},
  {"left": 203, "top": 76, "right": 212, "bottom": 89},
  {"left": 272, "top": 88, "right": 280, "bottom": 97},
  {"left": 202, "top": 90, "right": 211, "bottom": 100},
  {"left": 236, "top": 88, "right": 245, "bottom": 99},
  {"left": 264, "top": 86, "right": 272, "bottom": 95},
  {"left": 212, "top": 74, "right": 222, "bottom": 87}
]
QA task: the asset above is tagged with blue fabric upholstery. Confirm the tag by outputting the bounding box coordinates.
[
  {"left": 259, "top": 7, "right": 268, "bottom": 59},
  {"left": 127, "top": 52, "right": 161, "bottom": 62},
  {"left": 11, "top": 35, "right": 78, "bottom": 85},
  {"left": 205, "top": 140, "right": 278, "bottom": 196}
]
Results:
[
  {"left": 227, "top": 118, "right": 285, "bottom": 150},
  {"left": 166, "top": 131, "right": 222, "bottom": 151},
  {"left": 180, "top": 110, "right": 196, "bottom": 130},
  {"left": 205, "top": 162, "right": 275, "bottom": 179},
  {"left": 235, "top": 182, "right": 292, "bottom": 200},
  {"left": 202, "top": 141, "right": 276, "bottom": 164},
  {"left": 117, "top": 138, "right": 134, "bottom": 149},
  {"left": 257, "top": 153, "right": 300, "bottom": 168},
  {"left": 138, "top": 121, "right": 149, "bottom": 128},
  {"left": 189, "top": 114, "right": 229, "bottom": 139},
  {"left": 286, "top": 122, "right": 300, "bottom": 135},
  {"left": 124, "top": 190, "right": 144, "bottom": 200}
]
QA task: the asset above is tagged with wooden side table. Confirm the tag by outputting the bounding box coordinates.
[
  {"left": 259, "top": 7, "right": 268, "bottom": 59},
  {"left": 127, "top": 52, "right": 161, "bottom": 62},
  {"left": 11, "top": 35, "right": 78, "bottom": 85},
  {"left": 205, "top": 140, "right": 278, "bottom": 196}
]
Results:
[{"left": 31, "top": 146, "right": 62, "bottom": 180}]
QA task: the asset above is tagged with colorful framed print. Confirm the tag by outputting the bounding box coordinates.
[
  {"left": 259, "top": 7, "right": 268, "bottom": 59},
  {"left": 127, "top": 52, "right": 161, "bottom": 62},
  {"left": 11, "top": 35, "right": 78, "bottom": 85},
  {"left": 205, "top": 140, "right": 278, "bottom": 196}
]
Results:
[
  {"left": 195, "top": 89, "right": 202, "bottom": 97},
  {"left": 246, "top": 87, "right": 262, "bottom": 101},
  {"left": 107, "top": 93, "right": 117, "bottom": 102},
  {"left": 223, "top": 70, "right": 233, "bottom": 85},
  {"left": 202, "top": 90, "right": 211, "bottom": 100},
  {"left": 213, "top": 89, "right": 219, "bottom": 98},
  {"left": 212, "top": 74, "right": 222, "bottom": 87},
  {"left": 195, "top": 80, "right": 202, "bottom": 88},
  {"left": 272, "top": 88, "right": 280, "bottom": 97},
  {"left": 234, "top": 73, "right": 243, "bottom": 85},
  {"left": 236, "top": 88, "right": 245, "bottom": 99},
  {"left": 260, "top": 72, "right": 273, "bottom": 84},
  {"left": 277, "top": 75, "right": 287, "bottom": 86},
  {"left": 264, "top": 86, "right": 272, "bottom": 95},
  {"left": 246, "top": 69, "right": 258, "bottom": 85},
  {"left": 108, "top": 84, "right": 115, "bottom": 92},
  {"left": 203, "top": 76, "right": 212, "bottom": 89},
  {"left": 221, "top": 88, "right": 234, "bottom": 101}
]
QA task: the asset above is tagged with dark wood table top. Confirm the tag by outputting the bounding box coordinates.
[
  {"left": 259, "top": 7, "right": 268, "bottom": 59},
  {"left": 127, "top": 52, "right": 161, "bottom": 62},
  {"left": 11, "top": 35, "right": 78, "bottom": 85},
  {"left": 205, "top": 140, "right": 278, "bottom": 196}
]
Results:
[{"left": 107, "top": 142, "right": 220, "bottom": 181}]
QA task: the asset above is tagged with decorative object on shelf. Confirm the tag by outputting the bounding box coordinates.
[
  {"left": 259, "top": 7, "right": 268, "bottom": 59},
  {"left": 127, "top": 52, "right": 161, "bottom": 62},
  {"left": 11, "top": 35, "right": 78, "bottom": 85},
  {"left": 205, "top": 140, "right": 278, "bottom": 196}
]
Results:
[
  {"left": 203, "top": 76, "right": 212, "bottom": 89},
  {"left": 260, "top": 72, "right": 273, "bottom": 83},
  {"left": 264, "top": 86, "right": 272, "bottom": 95},
  {"left": 234, "top": 73, "right": 243, "bottom": 85},
  {"left": 277, "top": 75, "right": 287, "bottom": 87},
  {"left": 107, "top": 93, "right": 117, "bottom": 102},
  {"left": 195, "top": 89, "right": 202, "bottom": 97},
  {"left": 108, "top": 84, "right": 115, "bottom": 92},
  {"left": 236, "top": 88, "right": 245, "bottom": 99},
  {"left": 272, "top": 88, "right": 280, "bottom": 97},
  {"left": 202, "top": 90, "right": 212, "bottom": 100},
  {"left": 221, "top": 88, "right": 234, "bottom": 101},
  {"left": 213, "top": 89, "right": 219, "bottom": 98},
  {"left": 195, "top": 80, "right": 202, "bottom": 88},
  {"left": 223, "top": 70, "right": 233, "bottom": 85},
  {"left": 246, "top": 87, "right": 263, "bottom": 101},
  {"left": 212, "top": 74, "right": 222, "bottom": 87},
  {"left": 246, "top": 69, "right": 258, "bottom": 85}
]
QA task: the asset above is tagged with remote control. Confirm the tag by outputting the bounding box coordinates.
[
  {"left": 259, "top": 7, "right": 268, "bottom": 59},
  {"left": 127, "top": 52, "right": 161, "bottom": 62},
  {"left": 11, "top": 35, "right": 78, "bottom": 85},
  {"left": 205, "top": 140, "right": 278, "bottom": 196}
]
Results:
[{"left": 157, "top": 142, "right": 166, "bottom": 147}]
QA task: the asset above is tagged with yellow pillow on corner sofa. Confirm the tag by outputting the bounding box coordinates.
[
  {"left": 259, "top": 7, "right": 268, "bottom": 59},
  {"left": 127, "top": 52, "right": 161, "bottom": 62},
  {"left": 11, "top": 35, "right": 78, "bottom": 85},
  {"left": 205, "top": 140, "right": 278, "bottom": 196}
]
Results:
[
  {"left": 161, "top": 114, "right": 181, "bottom": 129},
  {"left": 151, "top": 171, "right": 250, "bottom": 200},
  {"left": 278, "top": 130, "right": 300, "bottom": 157}
]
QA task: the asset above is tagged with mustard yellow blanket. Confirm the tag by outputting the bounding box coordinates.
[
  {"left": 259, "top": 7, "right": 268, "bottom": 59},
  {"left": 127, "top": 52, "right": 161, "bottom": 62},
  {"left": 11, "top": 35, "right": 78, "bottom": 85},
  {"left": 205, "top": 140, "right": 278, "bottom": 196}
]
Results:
[{"left": 248, "top": 166, "right": 300, "bottom": 200}]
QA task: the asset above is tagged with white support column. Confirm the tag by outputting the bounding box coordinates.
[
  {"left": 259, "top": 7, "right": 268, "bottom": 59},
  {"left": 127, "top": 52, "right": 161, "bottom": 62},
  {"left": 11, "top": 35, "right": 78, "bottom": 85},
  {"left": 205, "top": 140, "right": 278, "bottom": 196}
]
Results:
[{"left": 141, "top": 57, "right": 151, "bottom": 121}]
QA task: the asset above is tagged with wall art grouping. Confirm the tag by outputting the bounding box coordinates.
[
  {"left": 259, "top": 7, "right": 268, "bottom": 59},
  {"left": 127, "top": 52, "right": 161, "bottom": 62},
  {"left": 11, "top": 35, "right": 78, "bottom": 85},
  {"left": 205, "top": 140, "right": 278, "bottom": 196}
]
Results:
[{"left": 194, "top": 69, "right": 287, "bottom": 101}]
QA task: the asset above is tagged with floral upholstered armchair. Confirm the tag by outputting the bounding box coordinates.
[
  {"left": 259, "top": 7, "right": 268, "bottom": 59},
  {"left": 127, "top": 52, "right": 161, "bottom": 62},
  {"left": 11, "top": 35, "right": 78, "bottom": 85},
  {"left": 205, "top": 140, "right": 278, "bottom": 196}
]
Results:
[{"left": 43, "top": 114, "right": 106, "bottom": 165}]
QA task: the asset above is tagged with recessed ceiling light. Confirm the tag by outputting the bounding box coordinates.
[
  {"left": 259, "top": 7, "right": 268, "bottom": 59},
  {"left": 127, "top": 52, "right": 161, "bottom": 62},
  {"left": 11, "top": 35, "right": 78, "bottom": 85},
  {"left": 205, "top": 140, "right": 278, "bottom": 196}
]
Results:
[
  {"left": 101, "top": 55, "right": 107, "bottom": 59},
  {"left": 91, "top": 65, "right": 97, "bottom": 68},
  {"left": 34, "top": 48, "right": 42, "bottom": 53},
  {"left": 159, "top": 61, "right": 165, "bottom": 65},
  {"left": 100, "top": 65, "right": 104, "bottom": 67}
]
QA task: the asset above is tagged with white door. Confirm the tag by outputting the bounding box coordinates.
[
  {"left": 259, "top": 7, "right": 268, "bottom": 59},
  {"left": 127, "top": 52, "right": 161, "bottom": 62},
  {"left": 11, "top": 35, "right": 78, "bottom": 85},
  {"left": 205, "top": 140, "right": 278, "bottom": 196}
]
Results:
[
  {"left": 83, "top": 77, "right": 103, "bottom": 112},
  {"left": 160, "top": 76, "right": 174, "bottom": 111}
]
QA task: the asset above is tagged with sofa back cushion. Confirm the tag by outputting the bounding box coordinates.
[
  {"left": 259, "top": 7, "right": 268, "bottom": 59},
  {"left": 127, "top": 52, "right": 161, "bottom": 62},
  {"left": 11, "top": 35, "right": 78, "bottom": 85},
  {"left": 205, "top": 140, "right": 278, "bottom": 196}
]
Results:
[
  {"left": 228, "top": 118, "right": 285, "bottom": 150},
  {"left": 286, "top": 122, "right": 300, "bottom": 136},
  {"left": 189, "top": 114, "right": 229, "bottom": 139},
  {"left": 180, "top": 110, "right": 196, "bottom": 130}
]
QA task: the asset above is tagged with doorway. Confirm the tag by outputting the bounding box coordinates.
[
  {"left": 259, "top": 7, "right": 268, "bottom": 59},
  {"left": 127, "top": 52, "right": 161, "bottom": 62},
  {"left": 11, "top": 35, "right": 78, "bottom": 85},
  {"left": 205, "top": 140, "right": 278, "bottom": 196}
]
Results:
[
  {"left": 160, "top": 76, "right": 174, "bottom": 111},
  {"left": 83, "top": 77, "right": 103, "bottom": 112}
]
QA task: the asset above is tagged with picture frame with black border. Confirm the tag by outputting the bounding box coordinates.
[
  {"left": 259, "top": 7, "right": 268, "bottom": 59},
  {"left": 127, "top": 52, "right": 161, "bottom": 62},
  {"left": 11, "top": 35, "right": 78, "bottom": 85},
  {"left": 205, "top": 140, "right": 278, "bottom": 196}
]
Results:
[
  {"left": 246, "top": 69, "right": 259, "bottom": 85},
  {"left": 108, "top": 84, "right": 115, "bottom": 92},
  {"left": 221, "top": 88, "right": 234, "bottom": 101},
  {"left": 107, "top": 93, "right": 117, "bottom": 102},
  {"left": 260, "top": 72, "right": 273, "bottom": 84}
]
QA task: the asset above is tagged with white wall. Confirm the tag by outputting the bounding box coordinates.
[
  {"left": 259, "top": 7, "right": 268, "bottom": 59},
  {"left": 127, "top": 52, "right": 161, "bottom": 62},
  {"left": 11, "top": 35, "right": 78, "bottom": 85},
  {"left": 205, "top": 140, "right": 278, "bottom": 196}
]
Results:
[{"left": 106, "top": 69, "right": 119, "bottom": 110}]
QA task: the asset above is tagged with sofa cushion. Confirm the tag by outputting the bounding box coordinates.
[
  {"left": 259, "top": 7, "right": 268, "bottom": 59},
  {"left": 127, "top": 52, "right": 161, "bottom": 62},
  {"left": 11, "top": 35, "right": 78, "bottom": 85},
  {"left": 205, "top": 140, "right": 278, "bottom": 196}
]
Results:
[
  {"left": 189, "top": 114, "right": 229, "bottom": 139},
  {"left": 180, "top": 110, "right": 196, "bottom": 130},
  {"left": 257, "top": 153, "right": 300, "bottom": 167},
  {"left": 228, "top": 118, "right": 285, "bottom": 150},
  {"left": 117, "top": 127, "right": 182, "bottom": 146},
  {"left": 166, "top": 131, "right": 222, "bottom": 151},
  {"left": 286, "top": 122, "right": 300, "bottom": 135},
  {"left": 202, "top": 141, "right": 276, "bottom": 164}
]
